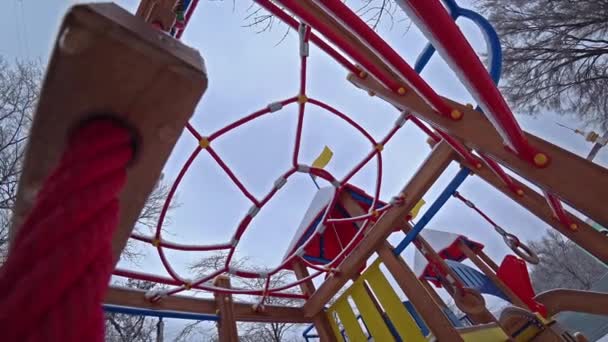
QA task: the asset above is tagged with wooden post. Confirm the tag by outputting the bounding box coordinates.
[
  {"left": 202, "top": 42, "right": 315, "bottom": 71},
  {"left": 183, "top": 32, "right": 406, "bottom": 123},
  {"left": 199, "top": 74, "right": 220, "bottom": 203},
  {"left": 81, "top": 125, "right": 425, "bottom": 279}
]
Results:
[
  {"left": 214, "top": 276, "right": 238, "bottom": 342},
  {"left": 292, "top": 261, "right": 337, "bottom": 342},
  {"left": 303, "top": 141, "right": 454, "bottom": 316},
  {"left": 8, "top": 3, "right": 207, "bottom": 265},
  {"left": 465, "top": 159, "right": 608, "bottom": 264},
  {"left": 458, "top": 242, "right": 527, "bottom": 308},
  {"left": 378, "top": 242, "right": 463, "bottom": 341}
]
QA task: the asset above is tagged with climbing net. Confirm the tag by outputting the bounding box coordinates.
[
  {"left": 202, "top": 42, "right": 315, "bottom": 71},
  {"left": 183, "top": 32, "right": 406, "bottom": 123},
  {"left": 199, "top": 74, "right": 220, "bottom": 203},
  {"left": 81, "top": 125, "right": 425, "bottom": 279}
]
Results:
[
  {"left": 115, "top": 0, "right": 577, "bottom": 305},
  {"left": 117, "top": 12, "right": 410, "bottom": 306}
]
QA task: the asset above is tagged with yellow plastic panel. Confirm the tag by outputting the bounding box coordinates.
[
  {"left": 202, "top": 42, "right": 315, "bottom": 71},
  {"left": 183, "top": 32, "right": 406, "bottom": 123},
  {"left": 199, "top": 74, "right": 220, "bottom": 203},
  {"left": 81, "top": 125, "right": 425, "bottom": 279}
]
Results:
[
  {"left": 365, "top": 264, "right": 426, "bottom": 341},
  {"left": 350, "top": 282, "right": 394, "bottom": 341},
  {"left": 334, "top": 298, "right": 367, "bottom": 341},
  {"left": 326, "top": 310, "right": 343, "bottom": 341},
  {"left": 461, "top": 326, "right": 509, "bottom": 341}
]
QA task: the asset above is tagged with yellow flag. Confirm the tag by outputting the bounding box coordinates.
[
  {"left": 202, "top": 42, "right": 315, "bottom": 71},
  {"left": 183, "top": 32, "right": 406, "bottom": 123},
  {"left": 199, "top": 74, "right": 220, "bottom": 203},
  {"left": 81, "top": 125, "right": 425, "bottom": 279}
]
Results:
[
  {"left": 312, "top": 146, "right": 333, "bottom": 169},
  {"left": 409, "top": 199, "right": 426, "bottom": 219}
]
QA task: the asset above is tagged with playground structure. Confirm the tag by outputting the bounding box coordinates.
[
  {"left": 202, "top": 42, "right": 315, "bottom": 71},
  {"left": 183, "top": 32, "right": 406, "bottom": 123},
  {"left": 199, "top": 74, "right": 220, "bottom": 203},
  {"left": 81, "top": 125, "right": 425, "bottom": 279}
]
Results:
[{"left": 1, "top": 0, "right": 608, "bottom": 341}]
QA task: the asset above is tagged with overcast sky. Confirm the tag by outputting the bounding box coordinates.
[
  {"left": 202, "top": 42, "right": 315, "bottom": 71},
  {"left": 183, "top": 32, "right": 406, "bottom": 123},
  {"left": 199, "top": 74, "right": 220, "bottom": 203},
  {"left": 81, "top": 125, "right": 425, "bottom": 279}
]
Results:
[{"left": 2, "top": 0, "right": 607, "bottom": 338}]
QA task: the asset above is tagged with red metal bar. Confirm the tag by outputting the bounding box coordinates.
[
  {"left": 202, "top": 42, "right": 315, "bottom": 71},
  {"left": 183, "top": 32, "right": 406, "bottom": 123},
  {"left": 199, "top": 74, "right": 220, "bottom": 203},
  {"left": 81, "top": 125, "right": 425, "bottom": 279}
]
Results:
[
  {"left": 398, "top": 0, "right": 542, "bottom": 165},
  {"left": 314, "top": 0, "right": 454, "bottom": 117}
]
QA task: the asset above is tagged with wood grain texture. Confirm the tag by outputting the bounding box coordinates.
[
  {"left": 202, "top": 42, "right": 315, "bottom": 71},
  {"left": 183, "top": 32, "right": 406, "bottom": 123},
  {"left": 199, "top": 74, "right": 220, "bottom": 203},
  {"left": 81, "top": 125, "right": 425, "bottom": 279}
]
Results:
[
  {"left": 105, "top": 287, "right": 312, "bottom": 323},
  {"left": 214, "top": 276, "right": 238, "bottom": 342},
  {"left": 9, "top": 3, "right": 207, "bottom": 266}
]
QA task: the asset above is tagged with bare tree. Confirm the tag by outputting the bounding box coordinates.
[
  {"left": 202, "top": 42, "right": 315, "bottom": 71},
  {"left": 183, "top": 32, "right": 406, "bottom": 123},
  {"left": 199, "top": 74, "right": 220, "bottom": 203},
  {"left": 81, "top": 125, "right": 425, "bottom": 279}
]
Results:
[
  {"left": 243, "top": 0, "right": 407, "bottom": 38},
  {"left": 356, "top": 0, "right": 406, "bottom": 30},
  {"left": 0, "top": 58, "right": 40, "bottom": 263},
  {"left": 528, "top": 230, "right": 607, "bottom": 293},
  {"left": 121, "top": 174, "right": 178, "bottom": 263},
  {"left": 476, "top": 0, "right": 608, "bottom": 129}
]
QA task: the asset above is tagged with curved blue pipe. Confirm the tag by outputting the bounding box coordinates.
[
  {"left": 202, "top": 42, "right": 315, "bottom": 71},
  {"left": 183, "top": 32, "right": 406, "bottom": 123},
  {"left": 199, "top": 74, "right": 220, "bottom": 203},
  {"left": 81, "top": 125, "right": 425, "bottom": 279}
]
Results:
[{"left": 414, "top": 0, "right": 503, "bottom": 84}]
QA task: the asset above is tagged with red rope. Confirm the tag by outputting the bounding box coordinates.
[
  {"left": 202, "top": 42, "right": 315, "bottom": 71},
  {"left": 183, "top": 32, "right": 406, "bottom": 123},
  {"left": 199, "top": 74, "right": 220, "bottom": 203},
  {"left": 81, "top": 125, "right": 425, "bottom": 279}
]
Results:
[{"left": 0, "top": 120, "right": 133, "bottom": 341}]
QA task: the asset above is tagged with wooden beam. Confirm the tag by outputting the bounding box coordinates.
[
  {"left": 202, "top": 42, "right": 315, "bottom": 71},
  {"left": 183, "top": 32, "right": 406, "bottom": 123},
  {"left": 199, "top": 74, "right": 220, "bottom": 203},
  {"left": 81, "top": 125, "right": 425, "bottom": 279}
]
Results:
[
  {"left": 378, "top": 243, "right": 463, "bottom": 341},
  {"left": 463, "top": 157, "right": 608, "bottom": 264},
  {"left": 104, "top": 287, "right": 312, "bottom": 323},
  {"left": 9, "top": 3, "right": 207, "bottom": 266},
  {"left": 348, "top": 74, "right": 608, "bottom": 229},
  {"left": 535, "top": 289, "right": 608, "bottom": 317},
  {"left": 303, "top": 141, "right": 454, "bottom": 317},
  {"left": 214, "top": 276, "right": 238, "bottom": 342},
  {"left": 293, "top": 262, "right": 338, "bottom": 342}
]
